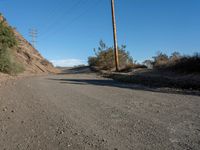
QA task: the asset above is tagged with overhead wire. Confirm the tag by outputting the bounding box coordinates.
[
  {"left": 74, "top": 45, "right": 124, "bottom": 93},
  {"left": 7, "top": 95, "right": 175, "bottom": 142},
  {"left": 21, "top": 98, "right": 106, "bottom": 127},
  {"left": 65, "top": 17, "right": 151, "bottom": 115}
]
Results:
[
  {"left": 28, "top": 0, "right": 65, "bottom": 42},
  {"left": 40, "top": 0, "right": 102, "bottom": 41},
  {"left": 40, "top": 0, "right": 87, "bottom": 39},
  {"left": 39, "top": 0, "right": 65, "bottom": 27}
]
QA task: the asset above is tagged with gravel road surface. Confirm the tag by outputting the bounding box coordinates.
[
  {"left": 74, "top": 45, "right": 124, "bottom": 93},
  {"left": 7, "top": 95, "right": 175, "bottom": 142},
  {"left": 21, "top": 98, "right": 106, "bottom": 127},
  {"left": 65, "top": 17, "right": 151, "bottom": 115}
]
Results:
[{"left": 0, "top": 72, "right": 200, "bottom": 150}]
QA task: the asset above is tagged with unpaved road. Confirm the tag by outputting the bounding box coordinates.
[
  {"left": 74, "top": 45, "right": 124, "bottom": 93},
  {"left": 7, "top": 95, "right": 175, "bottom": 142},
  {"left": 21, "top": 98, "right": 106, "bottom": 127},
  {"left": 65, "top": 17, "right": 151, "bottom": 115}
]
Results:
[{"left": 0, "top": 72, "right": 200, "bottom": 150}]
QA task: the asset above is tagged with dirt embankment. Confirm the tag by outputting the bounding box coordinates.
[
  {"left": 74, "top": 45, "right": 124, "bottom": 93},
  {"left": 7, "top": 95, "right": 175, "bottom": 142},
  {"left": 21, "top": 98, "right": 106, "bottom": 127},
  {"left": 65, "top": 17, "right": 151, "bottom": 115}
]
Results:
[
  {"left": 92, "top": 67, "right": 200, "bottom": 92},
  {"left": 13, "top": 30, "right": 59, "bottom": 74},
  {"left": 0, "top": 14, "right": 59, "bottom": 77}
]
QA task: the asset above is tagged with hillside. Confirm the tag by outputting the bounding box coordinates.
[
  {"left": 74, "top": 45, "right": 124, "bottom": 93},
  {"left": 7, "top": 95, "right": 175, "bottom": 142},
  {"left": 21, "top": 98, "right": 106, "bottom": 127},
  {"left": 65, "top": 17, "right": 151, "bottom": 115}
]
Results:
[
  {"left": 14, "top": 30, "right": 58, "bottom": 74},
  {"left": 0, "top": 14, "right": 58, "bottom": 75}
]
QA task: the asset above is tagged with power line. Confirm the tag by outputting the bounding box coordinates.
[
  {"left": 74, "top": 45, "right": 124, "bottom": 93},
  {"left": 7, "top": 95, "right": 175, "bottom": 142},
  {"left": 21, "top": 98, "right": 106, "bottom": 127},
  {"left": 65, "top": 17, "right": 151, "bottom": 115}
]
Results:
[
  {"left": 29, "top": 28, "right": 37, "bottom": 48},
  {"left": 40, "top": 0, "right": 101, "bottom": 41},
  {"left": 40, "top": 0, "right": 85, "bottom": 39},
  {"left": 30, "top": 0, "right": 65, "bottom": 37},
  {"left": 44, "top": 0, "right": 65, "bottom": 20}
]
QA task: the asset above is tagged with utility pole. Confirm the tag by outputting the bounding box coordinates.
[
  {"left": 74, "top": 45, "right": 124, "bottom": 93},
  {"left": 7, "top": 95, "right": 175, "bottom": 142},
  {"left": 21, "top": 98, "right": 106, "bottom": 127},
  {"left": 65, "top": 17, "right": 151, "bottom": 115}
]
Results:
[
  {"left": 111, "top": 0, "right": 119, "bottom": 71},
  {"left": 29, "top": 28, "right": 37, "bottom": 48}
]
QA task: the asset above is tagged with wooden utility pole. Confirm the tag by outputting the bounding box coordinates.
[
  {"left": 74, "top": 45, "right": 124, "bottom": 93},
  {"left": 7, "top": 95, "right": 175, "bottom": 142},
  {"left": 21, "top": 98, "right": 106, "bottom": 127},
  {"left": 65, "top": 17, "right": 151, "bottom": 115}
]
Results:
[{"left": 111, "top": 0, "right": 119, "bottom": 71}]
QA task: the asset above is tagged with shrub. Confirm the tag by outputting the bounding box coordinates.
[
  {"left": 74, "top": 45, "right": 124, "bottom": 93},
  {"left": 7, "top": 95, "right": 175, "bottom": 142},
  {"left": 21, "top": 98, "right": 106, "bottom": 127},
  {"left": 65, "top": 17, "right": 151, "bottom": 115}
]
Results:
[
  {"left": 151, "top": 51, "right": 200, "bottom": 74},
  {"left": 88, "top": 56, "right": 98, "bottom": 67},
  {"left": 163, "top": 53, "right": 200, "bottom": 73},
  {"left": 169, "top": 52, "right": 181, "bottom": 62},
  {"left": 0, "top": 20, "right": 17, "bottom": 48},
  {"left": 0, "top": 47, "right": 24, "bottom": 74},
  {"left": 88, "top": 40, "right": 133, "bottom": 70},
  {"left": 153, "top": 51, "right": 169, "bottom": 67},
  {"left": 0, "top": 18, "right": 24, "bottom": 75},
  {"left": 0, "top": 47, "right": 12, "bottom": 73}
]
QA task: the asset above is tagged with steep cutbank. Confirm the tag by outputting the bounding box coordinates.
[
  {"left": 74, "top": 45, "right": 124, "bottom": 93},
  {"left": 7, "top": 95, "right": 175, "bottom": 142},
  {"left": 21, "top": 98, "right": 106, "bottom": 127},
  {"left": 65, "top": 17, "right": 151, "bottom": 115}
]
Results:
[{"left": 0, "top": 13, "right": 59, "bottom": 78}]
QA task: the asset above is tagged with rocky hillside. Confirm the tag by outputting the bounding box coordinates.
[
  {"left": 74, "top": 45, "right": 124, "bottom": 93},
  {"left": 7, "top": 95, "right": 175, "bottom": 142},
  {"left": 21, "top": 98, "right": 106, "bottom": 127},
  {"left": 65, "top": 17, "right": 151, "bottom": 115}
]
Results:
[
  {"left": 14, "top": 31, "right": 59, "bottom": 74},
  {"left": 0, "top": 14, "right": 59, "bottom": 74}
]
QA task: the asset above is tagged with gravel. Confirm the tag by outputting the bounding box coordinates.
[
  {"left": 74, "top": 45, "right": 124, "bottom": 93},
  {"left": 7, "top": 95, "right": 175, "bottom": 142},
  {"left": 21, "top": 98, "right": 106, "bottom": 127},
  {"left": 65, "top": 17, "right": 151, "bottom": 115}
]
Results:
[{"left": 0, "top": 73, "right": 199, "bottom": 150}]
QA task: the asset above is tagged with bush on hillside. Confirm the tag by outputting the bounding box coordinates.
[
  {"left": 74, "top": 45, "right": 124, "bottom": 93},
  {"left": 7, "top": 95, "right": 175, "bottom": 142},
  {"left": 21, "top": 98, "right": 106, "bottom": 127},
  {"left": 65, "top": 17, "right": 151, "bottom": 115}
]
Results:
[
  {"left": 153, "top": 51, "right": 169, "bottom": 67},
  {"left": 0, "top": 20, "right": 17, "bottom": 48},
  {"left": 144, "top": 52, "right": 200, "bottom": 74},
  {"left": 0, "top": 47, "right": 24, "bottom": 74},
  {"left": 0, "top": 47, "right": 11, "bottom": 73},
  {"left": 0, "top": 18, "right": 24, "bottom": 74},
  {"left": 162, "top": 53, "right": 200, "bottom": 73},
  {"left": 88, "top": 40, "right": 133, "bottom": 70},
  {"left": 169, "top": 52, "right": 182, "bottom": 62},
  {"left": 88, "top": 56, "right": 98, "bottom": 67}
]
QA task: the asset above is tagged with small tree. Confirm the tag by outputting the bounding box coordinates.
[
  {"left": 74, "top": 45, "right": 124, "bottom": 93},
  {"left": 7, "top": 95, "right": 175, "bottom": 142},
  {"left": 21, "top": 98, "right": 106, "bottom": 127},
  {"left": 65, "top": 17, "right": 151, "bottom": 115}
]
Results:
[
  {"left": 153, "top": 51, "right": 169, "bottom": 67},
  {"left": 88, "top": 40, "right": 133, "bottom": 70},
  {"left": 88, "top": 56, "right": 98, "bottom": 67},
  {"left": 170, "top": 52, "right": 182, "bottom": 62}
]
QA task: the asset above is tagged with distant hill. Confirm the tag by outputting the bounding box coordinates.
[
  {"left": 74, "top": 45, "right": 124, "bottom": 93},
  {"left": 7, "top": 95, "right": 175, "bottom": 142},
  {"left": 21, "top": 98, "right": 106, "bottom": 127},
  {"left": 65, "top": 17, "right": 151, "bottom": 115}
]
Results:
[{"left": 0, "top": 13, "right": 59, "bottom": 74}]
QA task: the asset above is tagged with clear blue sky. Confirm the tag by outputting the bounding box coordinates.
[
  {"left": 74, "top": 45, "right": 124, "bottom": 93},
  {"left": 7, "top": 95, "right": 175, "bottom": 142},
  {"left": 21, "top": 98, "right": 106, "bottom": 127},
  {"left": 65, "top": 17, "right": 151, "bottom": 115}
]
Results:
[{"left": 0, "top": 0, "right": 200, "bottom": 66}]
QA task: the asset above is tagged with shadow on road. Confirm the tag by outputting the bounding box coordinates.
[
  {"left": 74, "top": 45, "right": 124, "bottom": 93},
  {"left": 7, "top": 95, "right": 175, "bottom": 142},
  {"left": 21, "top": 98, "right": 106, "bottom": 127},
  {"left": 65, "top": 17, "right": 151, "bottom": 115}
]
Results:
[{"left": 48, "top": 78, "right": 200, "bottom": 96}]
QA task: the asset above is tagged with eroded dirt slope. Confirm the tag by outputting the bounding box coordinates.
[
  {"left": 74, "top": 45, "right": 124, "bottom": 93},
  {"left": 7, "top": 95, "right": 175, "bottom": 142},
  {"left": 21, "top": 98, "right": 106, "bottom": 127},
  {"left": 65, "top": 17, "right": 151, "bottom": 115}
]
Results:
[
  {"left": 0, "top": 14, "right": 59, "bottom": 74},
  {"left": 14, "top": 30, "right": 59, "bottom": 74}
]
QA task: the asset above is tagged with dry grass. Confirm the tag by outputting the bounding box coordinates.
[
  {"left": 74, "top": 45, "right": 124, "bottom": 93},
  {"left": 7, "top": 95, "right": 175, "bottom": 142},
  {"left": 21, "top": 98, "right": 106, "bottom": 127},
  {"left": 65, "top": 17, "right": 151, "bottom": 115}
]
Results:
[{"left": 158, "top": 54, "right": 200, "bottom": 74}]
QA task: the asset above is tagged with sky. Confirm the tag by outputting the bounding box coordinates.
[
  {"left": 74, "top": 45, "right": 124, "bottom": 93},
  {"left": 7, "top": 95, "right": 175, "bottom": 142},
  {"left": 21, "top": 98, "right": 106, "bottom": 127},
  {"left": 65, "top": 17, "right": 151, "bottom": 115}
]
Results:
[{"left": 0, "top": 0, "right": 200, "bottom": 66}]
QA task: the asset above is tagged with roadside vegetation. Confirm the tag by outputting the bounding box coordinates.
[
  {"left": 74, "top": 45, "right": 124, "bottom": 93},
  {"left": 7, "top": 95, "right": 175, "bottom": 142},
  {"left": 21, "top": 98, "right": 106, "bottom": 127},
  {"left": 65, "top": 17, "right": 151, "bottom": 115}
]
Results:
[
  {"left": 88, "top": 40, "right": 133, "bottom": 71},
  {"left": 0, "top": 14, "right": 24, "bottom": 75},
  {"left": 143, "top": 52, "right": 200, "bottom": 74},
  {"left": 88, "top": 40, "right": 200, "bottom": 74},
  {"left": 88, "top": 41, "right": 200, "bottom": 90},
  {"left": 109, "top": 52, "right": 200, "bottom": 90}
]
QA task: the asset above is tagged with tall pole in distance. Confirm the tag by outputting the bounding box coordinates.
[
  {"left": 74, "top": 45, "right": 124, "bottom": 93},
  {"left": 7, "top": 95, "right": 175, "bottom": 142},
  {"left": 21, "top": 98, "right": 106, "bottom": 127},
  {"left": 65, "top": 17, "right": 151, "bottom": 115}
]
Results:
[
  {"left": 111, "top": 0, "right": 119, "bottom": 72},
  {"left": 29, "top": 28, "right": 37, "bottom": 48}
]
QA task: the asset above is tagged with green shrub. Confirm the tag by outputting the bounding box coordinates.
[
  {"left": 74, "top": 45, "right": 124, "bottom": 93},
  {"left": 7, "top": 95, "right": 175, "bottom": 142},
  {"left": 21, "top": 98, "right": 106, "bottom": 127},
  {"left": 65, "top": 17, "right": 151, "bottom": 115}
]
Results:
[
  {"left": 0, "top": 47, "right": 24, "bottom": 75},
  {"left": 0, "top": 17, "right": 24, "bottom": 75},
  {"left": 88, "top": 40, "right": 133, "bottom": 70},
  {"left": 0, "top": 20, "right": 17, "bottom": 48},
  {"left": 0, "top": 47, "right": 12, "bottom": 73},
  {"left": 88, "top": 56, "right": 98, "bottom": 67},
  {"left": 9, "top": 61, "right": 24, "bottom": 75}
]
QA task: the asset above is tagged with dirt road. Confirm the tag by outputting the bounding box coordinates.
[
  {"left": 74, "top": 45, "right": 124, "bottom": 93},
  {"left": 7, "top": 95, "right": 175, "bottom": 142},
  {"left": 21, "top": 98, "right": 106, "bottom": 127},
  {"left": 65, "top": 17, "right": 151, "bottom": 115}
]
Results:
[{"left": 0, "top": 72, "right": 200, "bottom": 150}]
